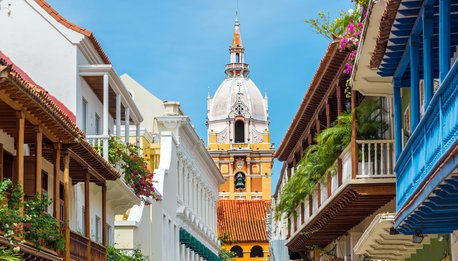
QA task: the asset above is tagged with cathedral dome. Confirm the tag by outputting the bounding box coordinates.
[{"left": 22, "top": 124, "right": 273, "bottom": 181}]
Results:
[
  {"left": 207, "top": 16, "right": 269, "bottom": 144},
  {"left": 208, "top": 77, "right": 268, "bottom": 122}
]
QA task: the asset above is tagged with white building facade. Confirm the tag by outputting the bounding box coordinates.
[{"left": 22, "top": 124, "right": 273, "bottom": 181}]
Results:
[
  {"left": 115, "top": 76, "right": 224, "bottom": 261},
  {"left": 0, "top": 0, "right": 144, "bottom": 245}
]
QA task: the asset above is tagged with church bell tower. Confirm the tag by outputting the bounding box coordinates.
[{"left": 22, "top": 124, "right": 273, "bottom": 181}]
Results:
[{"left": 206, "top": 16, "right": 273, "bottom": 201}]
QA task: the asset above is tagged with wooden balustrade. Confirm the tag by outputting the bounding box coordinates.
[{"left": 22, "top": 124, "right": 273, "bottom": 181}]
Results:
[{"left": 70, "top": 231, "right": 106, "bottom": 261}]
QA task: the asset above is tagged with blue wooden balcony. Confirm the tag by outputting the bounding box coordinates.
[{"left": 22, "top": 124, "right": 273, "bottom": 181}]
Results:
[
  {"left": 395, "top": 59, "right": 458, "bottom": 234},
  {"left": 376, "top": 0, "right": 458, "bottom": 234}
]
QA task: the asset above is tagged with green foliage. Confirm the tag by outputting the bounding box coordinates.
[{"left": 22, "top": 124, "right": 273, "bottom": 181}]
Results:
[
  {"left": 218, "top": 234, "right": 236, "bottom": 261},
  {"left": 0, "top": 179, "right": 64, "bottom": 251},
  {"left": 23, "top": 194, "right": 65, "bottom": 250},
  {"left": 107, "top": 245, "right": 149, "bottom": 261},
  {"left": 305, "top": 8, "right": 362, "bottom": 41},
  {"left": 0, "top": 246, "right": 22, "bottom": 261},
  {"left": 275, "top": 100, "right": 387, "bottom": 219}
]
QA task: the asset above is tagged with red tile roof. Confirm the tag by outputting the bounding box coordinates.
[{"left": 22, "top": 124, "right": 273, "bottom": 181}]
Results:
[
  {"left": 34, "top": 0, "right": 111, "bottom": 64},
  {"left": 217, "top": 200, "right": 270, "bottom": 242}
]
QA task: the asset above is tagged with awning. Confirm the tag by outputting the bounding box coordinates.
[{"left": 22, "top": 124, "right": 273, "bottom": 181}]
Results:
[
  {"left": 180, "top": 228, "right": 220, "bottom": 261},
  {"left": 354, "top": 213, "right": 437, "bottom": 260}
]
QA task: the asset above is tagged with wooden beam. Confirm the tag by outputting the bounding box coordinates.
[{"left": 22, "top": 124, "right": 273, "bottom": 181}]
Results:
[
  {"left": 0, "top": 90, "right": 61, "bottom": 143},
  {"left": 351, "top": 91, "right": 358, "bottom": 179},
  {"left": 84, "top": 170, "right": 91, "bottom": 258},
  {"left": 16, "top": 111, "right": 25, "bottom": 191},
  {"left": 35, "top": 127, "right": 42, "bottom": 197},
  {"left": 336, "top": 84, "right": 342, "bottom": 117},
  {"left": 315, "top": 117, "right": 321, "bottom": 134},
  {"left": 102, "top": 183, "right": 107, "bottom": 246},
  {"left": 0, "top": 143, "right": 3, "bottom": 180},
  {"left": 53, "top": 143, "right": 61, "bottom": 227},
  {"left": 327, "top": 173, "right": 332, "bottom": 198},
  {"left": 326, "top": 100, "right": 331, "bottom": 128},
  {"left": 63, "top": 153, "right": 70, "bottom": 261}
]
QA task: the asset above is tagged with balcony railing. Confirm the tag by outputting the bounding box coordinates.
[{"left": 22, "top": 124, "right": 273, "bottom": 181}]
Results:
[
  {"left": 86, "top": 134, "right": 110, "bottom": 160},
  {"left": 291, "top": 140, "right": 395, "bottom": 234},
  {"left": 396, "top": 59, "right": 458, "bottom": 211},
  {"left": 70, "top": 231, "right": 106, "bottom": 261}
]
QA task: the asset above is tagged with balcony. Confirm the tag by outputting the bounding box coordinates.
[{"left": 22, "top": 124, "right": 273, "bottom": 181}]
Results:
[
  {"left": 70, "top": 231, "right": 106, "bottom": 261},
  {"left": 286, "top": 140, "right": 396, "bottom": 251},
  {"left": 395, "top": 60, "right": 458, "bottom": 235}
]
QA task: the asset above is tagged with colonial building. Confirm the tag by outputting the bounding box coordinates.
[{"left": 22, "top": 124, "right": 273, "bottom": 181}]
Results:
[
  {"left": 273, "top": 39, "right": 397, "bottom": 260},
  {"left": 114, "top": 75, "right": 224, "bottom": 261},
  {"left": 359, "top": 0, "right": 458, "bottom": 259},
  {"left": 207, "top": 17, "right": 273, "bottom": 260},
  {"left": 0, "top": 0, "right": 146, "bottom": 257},
  {"left": 0, "top": 51, "right": 124, "bottom": 260}
]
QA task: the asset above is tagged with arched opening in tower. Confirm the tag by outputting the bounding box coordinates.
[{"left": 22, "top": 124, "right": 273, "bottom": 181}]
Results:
[
  {"left": 234, "top": 120, "right": 245, "bottom": 143},
  {"left": 236, "top": 53, "right": 240, "bottom": 63}
]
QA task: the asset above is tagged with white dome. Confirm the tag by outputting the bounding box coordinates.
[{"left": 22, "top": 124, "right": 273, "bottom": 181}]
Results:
[{"left": 208, "top": 77, "right": 268, "bottom": 122}]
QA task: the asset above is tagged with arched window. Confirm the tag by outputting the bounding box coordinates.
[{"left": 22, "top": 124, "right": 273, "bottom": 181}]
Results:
[
  {"left": 234, "top": 172, "right": 246, "bottom": 190},
  {"left": 235, "top": 120, "right": 245, "bottom": 143},
  {"left": 250, "top": 245, "right": 264, "bottom": 257},
  {"left": 230, "top": 245, "right": 243, "bottom": 257},
  {"left": 236, "top": 53, "right": 240, "bottom": 63}
]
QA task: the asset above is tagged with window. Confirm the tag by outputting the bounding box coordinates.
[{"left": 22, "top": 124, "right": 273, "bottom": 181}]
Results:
[
  {"left": 82, "top": 206, "right": 85, "bottom": 234},
  {"left": 236, "top": 53, "right": 240, "bottom": 63},
  {"left": 95, "top": 216, "right": 102, "bottom": 243},
  {"left": 230, "top": 245, "right": 243, "bottom": 258},
  {"left": 59, "top": 183, "right": 64, "bottom": 224},
  {"left": 41, "top": 170, "right": 48, "bottom": 196},
  {"left": 82, "top": 98, "right": 88, "bottom": 132},
  {"left": 250, "top": 245, "right": 264, "bottom": 257},
  {"left": 107, "top": 224, "right": 112, "bottom": 245},
  {"left": 95, "top": 113, "right": 101, "bottom": 135},
  {"left": 234, "top": 120, "right": 244, "bottom": 143}
]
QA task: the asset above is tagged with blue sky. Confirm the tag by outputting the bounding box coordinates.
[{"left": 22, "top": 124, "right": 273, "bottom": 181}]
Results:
[{"left": 47, "top": 0, "right": 352, "bottom": 191}]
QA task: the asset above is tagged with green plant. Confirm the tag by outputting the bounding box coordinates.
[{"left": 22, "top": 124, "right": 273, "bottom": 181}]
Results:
[
  {"left": 107, "top": 245, "right": 149, "bottom": 261},
  {"left": 218, "top": 234, "right": 236, "bottom": 261},
  {"left": 305, "top": 8, "right": 362, "bottom": 41},
  {"left": 0, "top": 246, "right": 22, "bottom": 261},
  {"left": 275, "top": 100, "right": 387, "bottom": 219},
  {"left": 0, "top": 179, "right": 64, "bottom": 251}
]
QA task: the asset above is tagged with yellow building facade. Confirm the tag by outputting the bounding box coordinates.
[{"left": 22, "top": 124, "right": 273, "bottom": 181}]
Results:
[{"left": 208, "top": 16, "right": 273, "bottom": 260}]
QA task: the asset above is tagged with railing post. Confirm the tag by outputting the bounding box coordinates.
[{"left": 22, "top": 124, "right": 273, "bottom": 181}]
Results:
[
  {"left": 102, "top": 73, "right": 109, "bottom": 160},
  {"left": 317, "top": 183, "right": 321, "bottom": 208},
  {"left": 15, "top": 111, "right": 25, "bottom": 196},
  {"left": 423, "top": 7, "right": 434, "bottom": 109},
  {"left": 53, "top": 142, "right": 61, "bottom": 227},
  {"left": 327, "top": 173, "right": 332, "bottom": 198},
  {"left": 125, "top": 108, "right": 130, "bottom": 143},
  {"left": 439, "top": 0, "right": 451, "bottom": 82},
  {"left": 85, "top": 170, "right": 91, "bottom": 258},
  {"left": 393, "top": 79, "right": 403, "bottom": 160},
  {"left": 102, "top": 183, "right": 107, "bottom": 247},
  {"left": 308, "top": 195, "right": 313, "bottom": 217},
  {"left": 35, "top": 126, "right": 42, "bottom": 197},
  {"left": 351, "top": 91, "right": 358, "bottom": 178},
  {"left": 410, "top": 37, "right": 420, "bottom": 130},
  {"left": 116, "top": 94, "right": 122, "bottom": 138},
  {"left": 338, "top": 158, "right": 343, "bottom": 186},
  {"left": 63, "top": 152, "right": 70, "bottom": 261}
]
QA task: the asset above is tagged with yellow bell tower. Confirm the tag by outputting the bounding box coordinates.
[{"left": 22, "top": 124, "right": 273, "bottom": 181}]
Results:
[{"left": 207, "top": 15, "right": 273, "bottom": 260}]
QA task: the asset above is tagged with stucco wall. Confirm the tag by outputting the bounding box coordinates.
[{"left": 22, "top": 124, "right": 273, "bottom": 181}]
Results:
[{"left": 0, "top": 0, "right": 80, "bottom": 113}]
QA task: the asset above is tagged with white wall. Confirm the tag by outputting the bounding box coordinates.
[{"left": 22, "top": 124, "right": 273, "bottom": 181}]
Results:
[{"left": 0, "top": 0, "right": 80, "bottom": 113}]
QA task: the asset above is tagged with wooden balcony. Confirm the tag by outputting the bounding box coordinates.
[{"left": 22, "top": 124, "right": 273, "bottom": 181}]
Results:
[
  {"left": 395, "top": 60, "right": 458, "bottom": 235},
  {"left": 286, "top": 140, "right": 396, "bottom": 251},
  {"left": 70, "top": 231, "right": 106, "bottom": 261}
]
